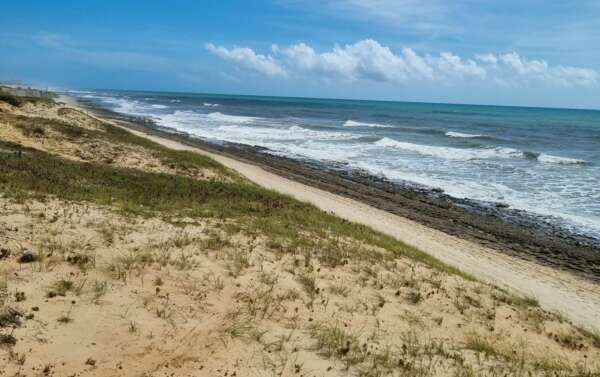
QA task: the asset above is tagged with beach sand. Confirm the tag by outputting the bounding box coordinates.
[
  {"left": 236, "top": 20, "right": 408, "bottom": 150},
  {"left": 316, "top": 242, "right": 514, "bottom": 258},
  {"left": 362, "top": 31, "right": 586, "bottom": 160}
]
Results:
[
  {"left": 0, "top": 94, "right": 599, "bottom": 376},
  {"left": 58, "top": 95, "right": 600, "bottom": 333},
  {"left": 120, "top": 118, "right": 600, "bottom": 333}
]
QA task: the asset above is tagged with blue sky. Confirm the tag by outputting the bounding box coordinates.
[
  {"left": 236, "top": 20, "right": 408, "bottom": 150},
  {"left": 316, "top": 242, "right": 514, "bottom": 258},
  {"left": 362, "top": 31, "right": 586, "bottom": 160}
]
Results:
[{"left": 2, "top": 1, "right": 600, "bottom": 109}]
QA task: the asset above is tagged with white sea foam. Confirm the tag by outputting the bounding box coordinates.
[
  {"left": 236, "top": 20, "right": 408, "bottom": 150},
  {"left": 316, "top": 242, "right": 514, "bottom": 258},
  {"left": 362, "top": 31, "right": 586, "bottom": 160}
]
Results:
[
  {"left": 154, "top": 111, "right": 357, "bottom": 144},
  {"left": 375, "top": 137, "right": 523, "bottom": 161},
  {"left": 206, "top": 112, "right": 258, "bottom": 123},
  {"left": 445, "top": 131, "right": 483, "bottom": 138},
  {"left": 537, "top": 153, "right": 589, "bottom": 165},
  {"left": 267, "top": 141, "right": 361, "bottom": 162},
  {"left": 92, "top": 96, "right": 153, "bottom": 116},
  {"left": 344, "top": 120, "right": 392, "bottom": 128},
  {"left": 151, "top": 104, "right": 168, "bottom": 109},
  {"left": 203, "top": 102, "right": 220, "bottom": 107}
]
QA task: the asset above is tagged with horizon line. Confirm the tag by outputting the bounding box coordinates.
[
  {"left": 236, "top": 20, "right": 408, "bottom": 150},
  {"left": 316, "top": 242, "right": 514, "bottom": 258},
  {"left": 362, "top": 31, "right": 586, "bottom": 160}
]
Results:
[{"left": 53, "top": 85, "right": 600, "bottom": 113}]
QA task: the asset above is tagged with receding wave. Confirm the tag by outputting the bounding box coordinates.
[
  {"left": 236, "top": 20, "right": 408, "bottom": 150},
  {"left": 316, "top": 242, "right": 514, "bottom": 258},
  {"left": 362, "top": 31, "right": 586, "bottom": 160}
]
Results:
[
  {"left": 375, "top": 137, "right": 523, "bottom": 161},
  {"left": 537, "top": 153, "right": 589, "bottom": 165},
  {"left": 446, "top": 131, "right": 483, "bottom": 138},
  {"left": 206, "top": 112, "right": 257, "bottom": 123},
  {"left": 203, "top": 102, "right": 220, "bottom": 107},
  {"left": 344, "top": 120, "right": 393, "bottom": 128},
  {"left": 376, "top": 137, "right": 590, "bottom": 165}
]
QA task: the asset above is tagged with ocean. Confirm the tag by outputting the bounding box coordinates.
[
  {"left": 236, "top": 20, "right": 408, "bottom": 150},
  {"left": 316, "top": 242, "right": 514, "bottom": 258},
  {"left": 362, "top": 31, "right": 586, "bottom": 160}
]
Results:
[{"left": 70, "top": 89, "right": 600, "bottom": 240}]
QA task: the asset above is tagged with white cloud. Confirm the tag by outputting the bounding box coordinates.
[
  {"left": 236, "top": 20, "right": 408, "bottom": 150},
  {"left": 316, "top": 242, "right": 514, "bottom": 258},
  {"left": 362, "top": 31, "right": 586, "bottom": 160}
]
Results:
[
  {"left": 501, "top": 53, "right": 548, "bottom": 75},
  {"left": 550, "top": 66, "right": 598, "bottom": 87},
  {"left": 206, "top": 39, "right": 598, "bottom": 88},
  {"left": 475, "top": 53, "right": 499, "bottom": 66},
  {"left": 434, "top": 52, "right": 486, "bottom": 79},
  {"left": 279, "top": 40, "right": 413, "bottom": 82},
  {"left": 401, "top": 48, "right": 435, "bottom": 80},
  {"left": 497, "top": 52, "right": 598, "bottom": 87},
  {"left": 205, "top": 43, "right": 286, "bottom": 77}
]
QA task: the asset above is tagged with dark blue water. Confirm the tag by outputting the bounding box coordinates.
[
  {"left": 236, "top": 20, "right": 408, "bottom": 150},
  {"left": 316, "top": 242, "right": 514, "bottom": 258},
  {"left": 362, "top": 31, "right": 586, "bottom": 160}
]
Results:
[{"left": 71, "top": 89, "right": 600, "bottom": 239}]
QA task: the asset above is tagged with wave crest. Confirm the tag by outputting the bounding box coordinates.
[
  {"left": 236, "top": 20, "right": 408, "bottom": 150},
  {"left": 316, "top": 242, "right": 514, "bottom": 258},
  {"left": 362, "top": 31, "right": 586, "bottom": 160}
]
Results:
[
  {"left": 206, "top": 112, "right": 257, "bottom": 123},
  {"left": 537, "top": 153, "right": 589, "bottom": 165},
  {"left": 376, "top": 137, "right": 522, "bottom": 161},
  {"left": 376, "top": 137, "right": 590, "bottom": 166},
  {"left": 445, "top": 131, "right": 483, "bottom": 138},
  {"left": 344, "top": 120, "right": 392, "bottom": 128}
]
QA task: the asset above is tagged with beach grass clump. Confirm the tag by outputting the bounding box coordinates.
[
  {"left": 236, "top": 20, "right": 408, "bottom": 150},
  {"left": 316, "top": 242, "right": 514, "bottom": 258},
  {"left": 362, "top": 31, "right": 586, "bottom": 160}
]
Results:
[
  {"left": 464, "top": 332, "right": 498, "bottom": 357},
  {"left": 310, "top": 322, "right": 364, "bottom": 366},
  {"left": 47, "top": 278, "right": 74, "bottom": 298},
  {"left": 0, "top": 308, "right": 22, "bottom": 328},
  {"left": 492, "top": 289, "right": 539, "bottom": 308}
]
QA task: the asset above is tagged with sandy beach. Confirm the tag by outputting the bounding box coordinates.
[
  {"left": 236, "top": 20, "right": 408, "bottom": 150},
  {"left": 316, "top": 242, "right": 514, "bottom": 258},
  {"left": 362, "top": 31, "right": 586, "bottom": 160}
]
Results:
[
  {"left": 121, "top": 111, "right": 600, "bottom": 333},
  {"left": 60, "top": 95, "right": 600, "bottom": 332},
  {"left": 1, "top": 92, "right": 599, "bottom": 376},
  {"left": 4, "top": 1, "right": 600, "bottom": 375}
]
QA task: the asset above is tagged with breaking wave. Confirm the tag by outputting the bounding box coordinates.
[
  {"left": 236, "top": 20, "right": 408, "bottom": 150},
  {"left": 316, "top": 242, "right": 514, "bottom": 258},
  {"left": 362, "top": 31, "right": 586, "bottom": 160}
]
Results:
[
  {"left": 206, "top": 112, "right": 257, "bottom": 123},
  {"left": 376, "top": 137, "right": 590, "bottom": 165},
  {"left": 537, "top": 153, "right": 589, "bottom": 165},
  {"left": 445, "top": 131, "right": 483, "bottom": 138},
  {"left": 375, "top": 137, "right": 523, "bottom": 161},
  {"left": 344, "top": 120, "right": 393, "bottom": 128}
]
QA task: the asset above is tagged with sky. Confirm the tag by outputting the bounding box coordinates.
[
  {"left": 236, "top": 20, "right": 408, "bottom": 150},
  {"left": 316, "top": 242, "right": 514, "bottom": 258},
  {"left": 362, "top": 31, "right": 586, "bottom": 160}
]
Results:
[{"left": 2, "top": 1, "right": 600, "bottom": 109}]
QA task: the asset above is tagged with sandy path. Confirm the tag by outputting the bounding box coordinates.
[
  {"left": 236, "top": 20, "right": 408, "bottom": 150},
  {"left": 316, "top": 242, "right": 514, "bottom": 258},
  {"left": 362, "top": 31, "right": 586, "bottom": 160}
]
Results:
[{"left": 117, "top": 128, "right": 599, "bottom": 332}]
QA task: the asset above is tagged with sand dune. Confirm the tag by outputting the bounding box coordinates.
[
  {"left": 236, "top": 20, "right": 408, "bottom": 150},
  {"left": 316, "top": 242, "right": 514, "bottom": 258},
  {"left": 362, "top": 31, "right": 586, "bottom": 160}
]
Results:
[
  {"left": 1, "top": 95, "right": 598, "bottom": 376},
  {"left": 123, "top": 125, "right": 600, "bottom": 333}
]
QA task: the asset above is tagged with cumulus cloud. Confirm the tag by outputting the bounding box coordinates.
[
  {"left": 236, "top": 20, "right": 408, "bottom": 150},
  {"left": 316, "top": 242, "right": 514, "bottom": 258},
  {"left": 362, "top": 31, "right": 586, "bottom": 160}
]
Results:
[
  {"left": 475, "top": 53, "right": 498, "bottom": 66},
  {"left": 500, "top": 53, "right": 548, "bottom": 75},
  {"left": 206, "top": 39, "right": 598, "bottom": 88},
  {"left": 205, "top": 43, "right": 286, "bottom": 77},
  {"left": 277, "top": 40, "right": 433, "bottom": 82},
  {"left": 479, "top": 52, "right": 598, "bottom": 87},
  {"left": 434, "top": 52, "right": 486, "bottom": 79}
]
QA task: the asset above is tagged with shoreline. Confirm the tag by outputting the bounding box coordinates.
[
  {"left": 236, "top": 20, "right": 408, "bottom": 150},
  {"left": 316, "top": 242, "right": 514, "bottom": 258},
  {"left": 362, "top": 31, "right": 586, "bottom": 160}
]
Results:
[
  {"left": 70, "top": 95, "right": 600, "bottom": 283},
  {"left": 59, "top": 95, "right": 600, "bottom": 332},
  {"left": 1, "top": 93, "right": 598, "bottom": 375}
]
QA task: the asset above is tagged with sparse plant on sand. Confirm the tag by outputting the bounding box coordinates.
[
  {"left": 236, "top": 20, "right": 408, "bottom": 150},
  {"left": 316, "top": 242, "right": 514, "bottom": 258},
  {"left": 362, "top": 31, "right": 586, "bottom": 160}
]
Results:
[{"left": 47, "top": 278, "right": 74, "bottom": 298}]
